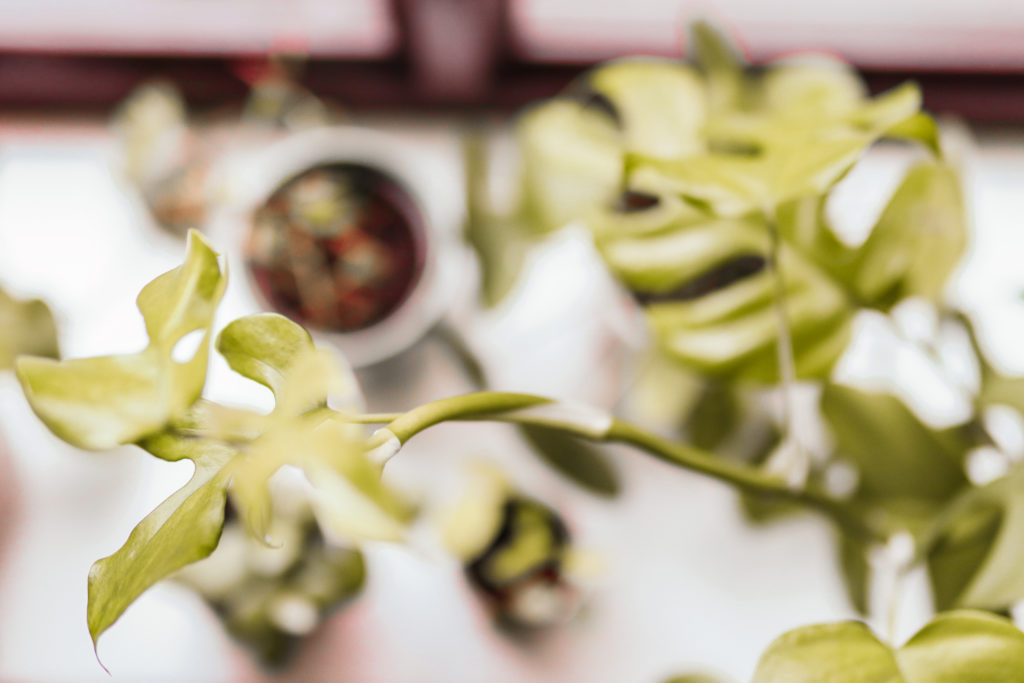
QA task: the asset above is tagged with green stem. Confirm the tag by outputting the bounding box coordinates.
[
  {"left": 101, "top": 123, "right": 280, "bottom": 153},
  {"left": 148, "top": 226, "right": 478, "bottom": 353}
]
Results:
[
  {"left": 764, "top": 207, "right": 808, "bottom": 489},
  {"left": 343, "top": 413, "right": 404, "bottom": 424},
  {"left": 380, "top": 392, "right": 553, "bottom": 443},
  {"left": 374, "top": 391, "right": 881, "bottom": 542},
  {"left": 606, "top": 420, "right": 876, "bottom": 542}
]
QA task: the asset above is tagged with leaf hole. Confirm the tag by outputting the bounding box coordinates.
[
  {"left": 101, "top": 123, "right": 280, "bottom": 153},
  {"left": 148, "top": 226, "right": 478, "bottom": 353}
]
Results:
[
  {"left": 172, "top": 329, "right": 205, "bottom": 364},
  {"left": 575, "top": 90, "right": 621, "bottom": 126},
  {"left": 614, "top": 190, "right": 661, "bottom": 213},
  {"left": 632, "top": 254, "right": 767, "bottom": 306}
]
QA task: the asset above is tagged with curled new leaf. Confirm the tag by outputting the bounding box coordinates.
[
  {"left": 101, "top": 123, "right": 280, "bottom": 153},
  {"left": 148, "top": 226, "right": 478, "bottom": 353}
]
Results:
[{"left": 16, "top": 230, "right": 226, "bottom": 449}]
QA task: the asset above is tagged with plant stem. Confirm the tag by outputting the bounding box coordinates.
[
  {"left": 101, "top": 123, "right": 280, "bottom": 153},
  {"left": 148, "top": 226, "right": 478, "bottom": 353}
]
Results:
[
  {"left": 372, "top": 391, "right": 881, "bottom": 542},
  {"left": 764, "top": 208, "right": 809, "bottom": 489},
  {"left": 343, "top": 413, "right": 404, "bottom": 424}
]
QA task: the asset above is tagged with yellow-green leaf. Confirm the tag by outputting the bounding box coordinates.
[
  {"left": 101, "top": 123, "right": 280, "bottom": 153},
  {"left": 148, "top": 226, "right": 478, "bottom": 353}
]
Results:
[
  {"left": 215, "top": 312, "right": 316, "bottom": 399},
  {"left": 601, "top": 209, "right": 852, "bottom": 380},
  {"left": 822, "top": 383, "right": 971, "bottom": 511},
  {"left": 517, "top": 97, "right": 623, "bottom": 234},
  {"left": 587, "top": 58, "right": 706, "bottom": 159},
  {"left": 896, "top": 610, "right": 1024, "bottom": 681},
  {"left": 753, "top": 621, "right": 898, "bottom": 682},
  {"left": 88, "top": 450, "right": 233, "bottom": 652},
  {"left": 754, "top": 611, "right": 1024, "bottom": 682},
  {"left": 16, "top": 230, "right": 225, "bottom": 450},
  {"left": 927, "top": 468, "right": 1024, "bottom": 611},
  {"left": 852, "top": 161, "right": 967, "bottom": 305},
  {"left": 0, "top": 287, "right": 59, "bottom": 369}
]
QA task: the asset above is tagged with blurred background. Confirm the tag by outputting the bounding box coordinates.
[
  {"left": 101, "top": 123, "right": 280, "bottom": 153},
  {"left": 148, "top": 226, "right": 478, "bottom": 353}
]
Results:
[{"left": 0, "top": 1, "right": 1023, "bottom": 682}]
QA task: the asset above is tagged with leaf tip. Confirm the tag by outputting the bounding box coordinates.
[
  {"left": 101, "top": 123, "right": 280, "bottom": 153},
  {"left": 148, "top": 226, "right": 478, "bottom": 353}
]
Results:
[{"left": 92, "top": 640, "right": 111, "bottom": 676}]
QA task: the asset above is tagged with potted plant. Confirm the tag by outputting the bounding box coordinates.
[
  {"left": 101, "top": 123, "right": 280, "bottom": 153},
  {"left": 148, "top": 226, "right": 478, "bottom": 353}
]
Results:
[{"left": 11, "top": 22, "right": 1024, "bottom": 682}]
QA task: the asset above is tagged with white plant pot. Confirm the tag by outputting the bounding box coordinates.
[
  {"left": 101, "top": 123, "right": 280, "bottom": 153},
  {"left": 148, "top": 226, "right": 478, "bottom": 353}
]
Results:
[{"left": 211, "top": 125, "right": 467, "bottom": 368}]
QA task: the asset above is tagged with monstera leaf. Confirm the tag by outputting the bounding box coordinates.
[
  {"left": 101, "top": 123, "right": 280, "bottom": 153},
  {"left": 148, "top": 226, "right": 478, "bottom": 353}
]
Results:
[
  {"left": 511, "top": 21, "right": 962, "bottom": 381},
  {"left": 15, "top": 234, "right": 413, "bottom": 655},
  {"left": 633, "top": 80, "right": 929, "bottom": 216},
  {"left": 86, "top": 312, "right": 413, "bottom": 652},
  {"left": 594, "top": 202, "right": 852, "bottom": 380},
  {"left": 17, "top": 231, "right": 226, "bottom": 449},
  {"left": 753, "top": 610, "right": 1024, "bottom": 682},
  {"left": 0, "top": 286, "right": 59, "bottom": 369},
  {"left": 590, "top": 145, "right": 965, "bottom": 380}
]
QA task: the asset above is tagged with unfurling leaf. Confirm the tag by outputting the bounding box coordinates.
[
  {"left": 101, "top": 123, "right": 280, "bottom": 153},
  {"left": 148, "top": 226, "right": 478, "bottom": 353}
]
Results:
[
  {"left": 753, "top": 611, "right": 1024, "bottom": 682},
  {"left": 16, "top": 231, "right": 226, "bottom": 449}
]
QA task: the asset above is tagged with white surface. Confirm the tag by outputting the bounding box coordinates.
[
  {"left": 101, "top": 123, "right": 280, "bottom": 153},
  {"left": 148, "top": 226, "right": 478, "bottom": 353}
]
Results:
[{"left": 0, "top": 119, "right": 1022, "bottom": 683}]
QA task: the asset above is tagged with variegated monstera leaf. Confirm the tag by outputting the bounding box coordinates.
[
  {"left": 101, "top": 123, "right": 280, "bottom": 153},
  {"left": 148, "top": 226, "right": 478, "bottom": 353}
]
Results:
[
  {"left": 515, "top": 24, "right": 964, "bottom": 381},
  {"left": 15, "top": 231, "right": 413, "bottom": 656}
]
